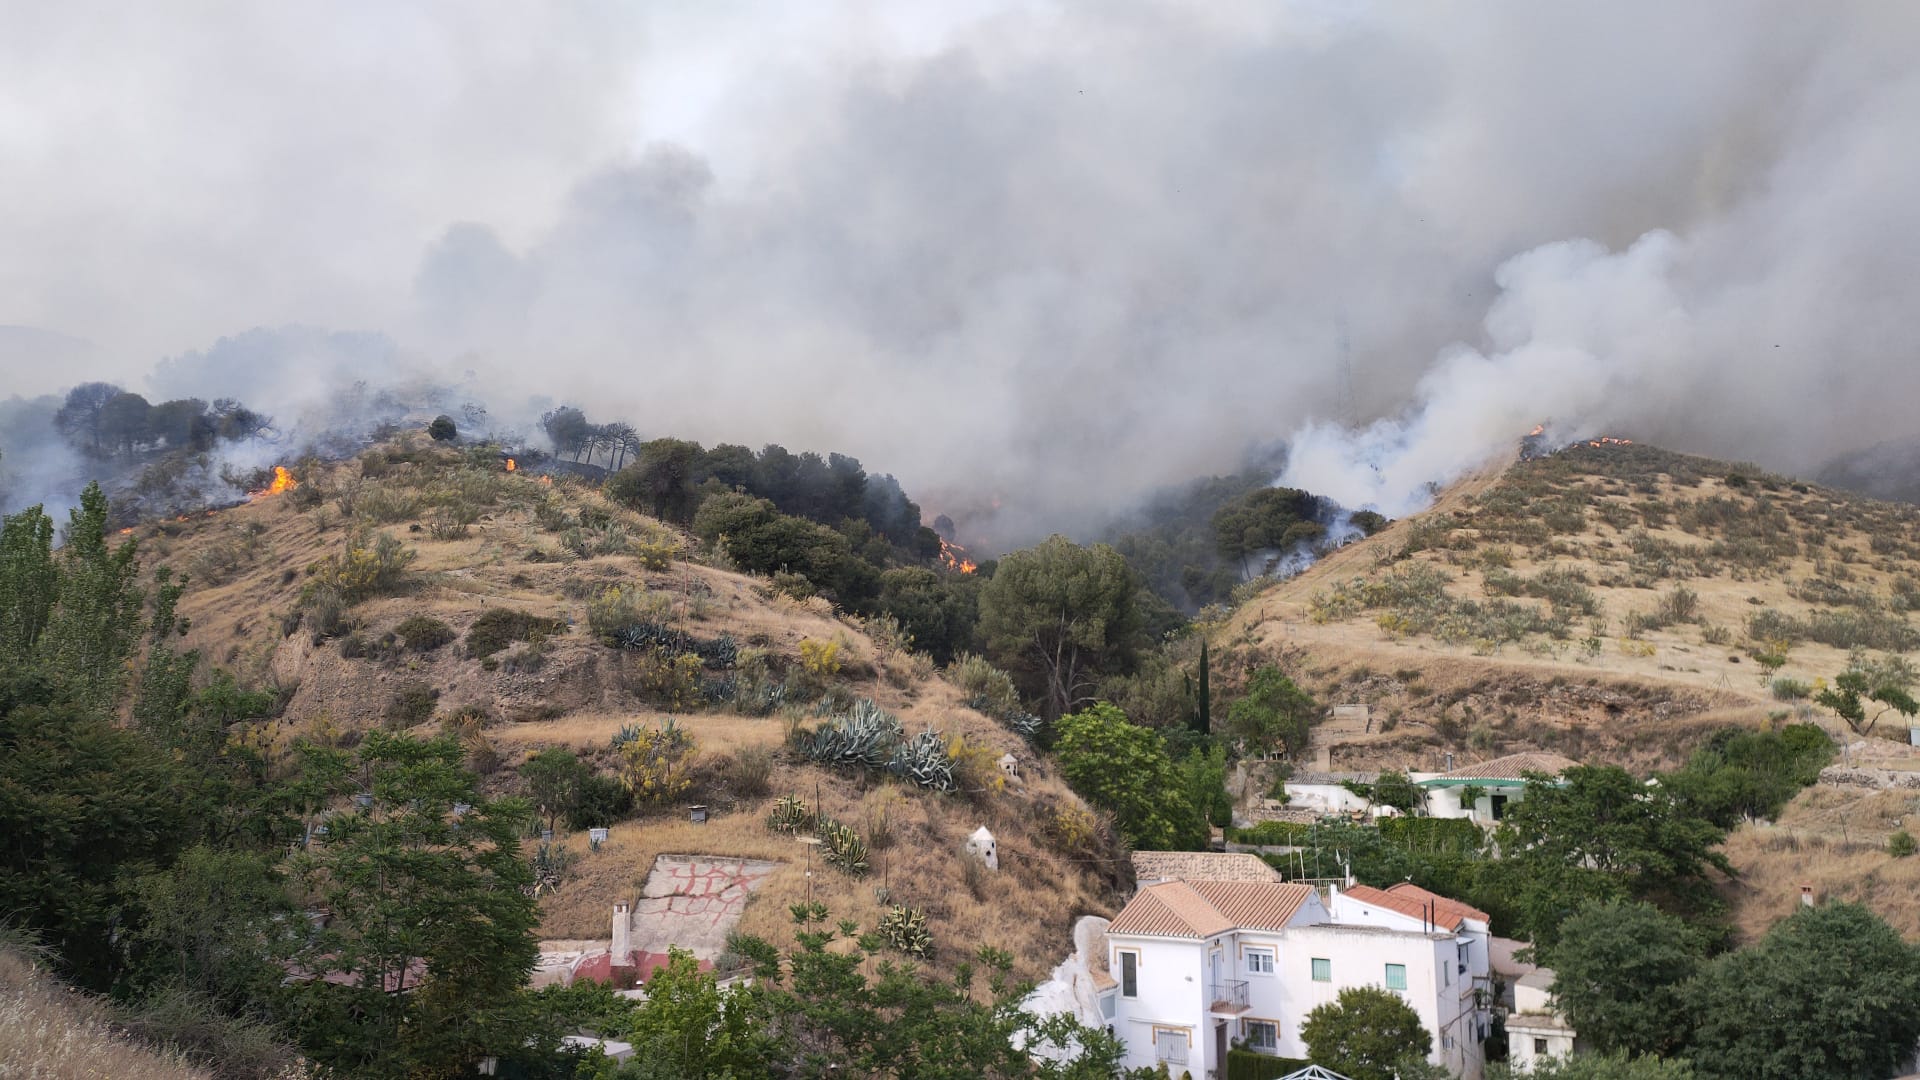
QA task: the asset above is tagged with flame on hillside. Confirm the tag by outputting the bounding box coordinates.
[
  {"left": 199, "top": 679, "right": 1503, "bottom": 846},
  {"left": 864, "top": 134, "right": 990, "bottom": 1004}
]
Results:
[
  {"left": 505, "top": 458, "right": 516, "bottom": 472},
  {"left": 250, "top": 466, "right": 298, "bottom": 501},
  {"left": 1586, "top": 436, "right": 1633, "bottom": 447},
  {"left": 938, "top": 538, "right": 977, "bottom": 574}
]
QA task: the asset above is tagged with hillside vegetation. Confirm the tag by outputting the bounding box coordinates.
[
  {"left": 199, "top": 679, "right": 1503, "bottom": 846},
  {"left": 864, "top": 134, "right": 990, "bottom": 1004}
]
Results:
[
  {"left": 154, "top": 437, "right": 1122, "bottom": 976},
  {"left": 1220, "top": 441, "right": 1920, "bottom": 939}
]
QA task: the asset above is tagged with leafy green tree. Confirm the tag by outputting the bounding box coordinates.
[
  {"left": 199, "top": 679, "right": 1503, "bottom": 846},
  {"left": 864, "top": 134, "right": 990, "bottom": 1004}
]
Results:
[
  {"left": 1815, "top": 668, "right": 1919, "bottom": 736},
  {"left": 1492, "top": 1051, "right": 1695, "bottom": 1079},
  {"left": 1054, "top": 703, "right": 1201, "bottom": 850},
  {"left": 1541, "top": 900, "right": 1702, "bottom": 1058},
  {"left": 1213, "top": 486, "right": 1326, "bottom": 577},
  {"left": 1662, "top": 724, "right": 1830, "bottom": 828},
  {"left": 520, "top": 747, "right": 590, "bottom": 835},
  {"left": 39, "top": 483, "right": 146, "bottom": 710},
  {"left": 692, "top": 491, "right": 880, "bottom": 609},
  {"left": 0, "top": 502, "right": 57, "bottom": 661},
  {"left": 541, "top": 406, "right": 591, "bottom": 460},
  {"left": 428, "top": 414, "right": 458, "bottom": 441},
  {"left": 619, "top": 947, "right": 778, "bottom": 1078},
  {"left": 977, "top": 536, "right": 1144, "bottom": 718},
  {"left": 1370, "top": 768, "right": 1422, "bottom": 814},
  {"left": 1495, "top": 765, "right": 1731, "bottom": 940},
  {"left": 286, "top": 732, "right": 539, "bottom": 1077},
  {"left": 1299, "top": 985, "right": 1434, "bottom": 1080},
  {"left": 1686, "top": 902, "right": 1920, "bottom": 1080},
  {"left": 1179, "top": 743, "right": 1233, "bottom": 830},
  {"left": 609, "top": 438, "right": 706, "bottom": 522},
  {"left": 127, "top": 844, "right": 297, "bottom": 1007},
  {"left": 0, "top": 684, "right": 192, "bottom": 989},
  {"left": 98, "top": 390, "right": 153, "bottom": 460},
  {"left": 1225, "top": 665, "right": 1318, "bottom": 757},
  {"left": 148, "top": 397, "right": 216, "bottom": 450},
  {"left": 878, "top": 566, "right": 979, "bottom": 665},
  {"left": 53, "top": 380, "right": 124, "bottom": 454}
]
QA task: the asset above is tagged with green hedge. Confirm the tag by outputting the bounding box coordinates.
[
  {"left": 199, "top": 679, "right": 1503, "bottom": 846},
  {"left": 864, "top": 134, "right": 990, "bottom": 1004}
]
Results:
[{"left": 1226, "top": 1049, "right": 1310, "bottom": 1080}]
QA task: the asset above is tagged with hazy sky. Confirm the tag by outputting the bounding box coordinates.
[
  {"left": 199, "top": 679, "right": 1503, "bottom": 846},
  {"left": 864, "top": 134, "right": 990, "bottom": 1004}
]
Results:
[{"left": 4, "top": 1, "right": 1919, "bottom": 533}]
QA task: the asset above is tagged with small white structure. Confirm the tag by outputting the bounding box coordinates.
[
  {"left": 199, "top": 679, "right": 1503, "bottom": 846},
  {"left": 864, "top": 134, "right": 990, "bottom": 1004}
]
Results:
[
  {"left": 1417, "top": 752, "right": 1579, "bottom": 824},
  {"left": 560, "top": 1035, "right": 636, "bottom": 1064},
  {"left": 999, "top": 752, "right": 1020, "bottom": 778},
  {"left": 1099, "top": 877, "right": 1491, "bottom": 1079},
  {"left": 1282, "top": 771, "right": 1380, "bottom": 815},
  {"left": 967, "top": 826, "right": 999, "bottom": 871},
  {"left": 1506, "top": 969, "right": 1578, "bottom": 1066}
]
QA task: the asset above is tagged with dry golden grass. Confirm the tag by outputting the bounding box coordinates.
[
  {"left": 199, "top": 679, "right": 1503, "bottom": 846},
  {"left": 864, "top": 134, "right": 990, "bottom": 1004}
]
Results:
[
  {"left": 152, "top": 447, "right": 1123, "bottom": 984},
  {"left": 0, "top": 949, "right": 209, "bottom": 1080},
  {"left": 1721, "top": 786, "right": 1920, "bottom": 944}
]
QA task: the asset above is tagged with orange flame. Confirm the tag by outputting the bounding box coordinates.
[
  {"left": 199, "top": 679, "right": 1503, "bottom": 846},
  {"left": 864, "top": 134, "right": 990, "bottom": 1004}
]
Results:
[
  {"left": 1528, "top": 424, "right": 1545, "bottom": 437},
  {"left": 538, "top": 475, "right": 552, "bottom": 486},
  {"left": 938, "top": 538, "right": 977, "bottom": 574},
  {"left": 505, "top": 458, "right": 517, "bottom": 472},
  {"left": 250, "top": 466, "right": 299, "bottom": 500},
  {"left": 1586, "top": 436, "right": 1633, "bottom": 448},
  {"left": 119, "top": 527, "right": 134, "bottom": 536}
]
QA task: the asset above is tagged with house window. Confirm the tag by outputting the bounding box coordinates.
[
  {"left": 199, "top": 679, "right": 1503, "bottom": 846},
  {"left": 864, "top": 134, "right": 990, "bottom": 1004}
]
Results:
[
  {"left": 1099, "top": 991, "right": 1116, "bottom": 1020},
  {"left": 1311, "top": 957, "right": 1331, "bottom": 982},
  {"left": 1245, "top": 947, "right": 1275, "bottom": 975},
  {"left": 1534, "top": 1038, "right": 1549, "bottom": 1056},
  {"left": 1384, "top": 963, "right": 1407, "bottom": 990},
  {"left": 1154, "top": 1028, "right": 1188, "bottom": 1065},
  {"left": 1243, "top": 1020, "right": 1278, "bottom": 1052},
  {"left": 1119, "top": 951, "right": 1138, "bottom": 998}
]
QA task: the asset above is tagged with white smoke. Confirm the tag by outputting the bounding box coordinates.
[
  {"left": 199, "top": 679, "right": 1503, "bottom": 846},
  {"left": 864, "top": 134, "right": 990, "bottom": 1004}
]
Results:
[{"left": 3, "top": 2, "right": 1920, "bottom": 540}]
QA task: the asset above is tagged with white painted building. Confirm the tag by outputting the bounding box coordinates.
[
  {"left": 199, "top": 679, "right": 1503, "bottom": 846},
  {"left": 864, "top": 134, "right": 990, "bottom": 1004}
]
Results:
[
  {"left": 1506, "top": 969, "right": 1578, "bottom": 1067},
  {"left": 1281, "top": 771, "right": 1380, "bottom": 816},
  {"left": 1416, "top": 752, "right": 1579, "bottom": 824},
  {"left": 1100, "top": 879, "right": 1491, "bottom": 1079}
]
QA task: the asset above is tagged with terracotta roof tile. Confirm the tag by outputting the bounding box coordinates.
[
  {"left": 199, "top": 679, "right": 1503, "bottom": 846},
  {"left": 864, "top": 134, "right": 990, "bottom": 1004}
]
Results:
[
  {"left": 1108, "top": 882, "right": 1236, "bottom": 938},
  {"left": 1342, "top": 883, "right": 1489, "bottom": 930},
  {"left": 1188, "top": 880, "right": 1317, "bottom": 932},
  {"left": 1131, "top": 851, "right": 1283, "bottom": 884}
]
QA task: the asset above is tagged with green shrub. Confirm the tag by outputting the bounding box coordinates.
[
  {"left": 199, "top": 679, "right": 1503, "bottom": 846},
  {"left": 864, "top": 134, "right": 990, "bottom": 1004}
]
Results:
[
  {"left": 385, "top": 682, "right": 439, "bottom": 729},
  {"left": 1225, "top": 1050, "right": 1310, "bottom": 1080},
  {"left": 465, "top": 608, "right": 565, "bottom": 659},
  {"left": 586, "top": 585, "right": 672, "bottom": 643},
  {"left": 1770, "top": 677, "right": 1812, "bottom": 701},
  {"left": 1890, "top": 830, "right": 1916, "bottom": 858},
  {"left": 394, "top": 615, "right": 456, "bottom": 652}
]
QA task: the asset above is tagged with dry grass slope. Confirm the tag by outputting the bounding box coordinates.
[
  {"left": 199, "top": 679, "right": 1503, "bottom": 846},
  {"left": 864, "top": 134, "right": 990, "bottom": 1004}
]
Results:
[
  {"left": 146, "top": 438, "right": 1123, "bottom": 983},
  {"left": 0, "top": 949, "right": 208, "bottom": 1080}
]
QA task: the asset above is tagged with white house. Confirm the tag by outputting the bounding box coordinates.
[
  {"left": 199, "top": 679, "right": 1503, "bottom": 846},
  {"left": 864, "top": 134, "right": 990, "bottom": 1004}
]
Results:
[
  {"left": 1281, "top": 771, "right": 1380, "bottom": 816},
  {"left": 1416, "top": 752, "right": 1579, "bottom": 824},
  {"left": 1327, "top": 884, "right": 1492, "bottom": 1079},
  {"left": 1506, "top": 969, "right": 1578, "bottom": 1066},
  {"left": 1102, "top": 878, "right": 1491, "bottom": 1079}
]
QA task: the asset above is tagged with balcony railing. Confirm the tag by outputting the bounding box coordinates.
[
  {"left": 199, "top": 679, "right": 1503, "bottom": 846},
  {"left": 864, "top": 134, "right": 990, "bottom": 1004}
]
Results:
[{"left": 1209, "top": 979, "right": 1250, "bottom": 1014}]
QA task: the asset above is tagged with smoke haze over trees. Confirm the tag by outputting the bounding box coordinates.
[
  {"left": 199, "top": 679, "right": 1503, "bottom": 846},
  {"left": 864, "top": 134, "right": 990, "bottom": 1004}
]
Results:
[{"left": 5, "top": 2, "right": 1920, "bottom": 535}]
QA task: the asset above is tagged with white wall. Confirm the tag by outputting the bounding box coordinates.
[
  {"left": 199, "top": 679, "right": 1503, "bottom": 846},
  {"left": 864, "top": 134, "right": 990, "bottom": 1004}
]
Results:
[
  {"left": 1275, "top": 924, "right": 1483, "bottom": 1080},
  {"left": 1109, "top": 936, "right": 1212, "bottom": 1075},
  {"left": 1283, "top": 781, "right": 1372, "bottom": 814}
]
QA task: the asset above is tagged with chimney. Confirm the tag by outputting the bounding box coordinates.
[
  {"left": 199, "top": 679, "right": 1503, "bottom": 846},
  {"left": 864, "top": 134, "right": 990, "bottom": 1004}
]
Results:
[
  {"left": 612, "top": 901, "right": 632, "bottom": 962},
  {"left": 1799, "top": 884, "right": 1814, "bottom": 909}
]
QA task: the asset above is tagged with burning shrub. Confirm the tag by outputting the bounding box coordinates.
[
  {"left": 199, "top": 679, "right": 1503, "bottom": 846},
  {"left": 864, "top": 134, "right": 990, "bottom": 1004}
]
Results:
[{"left": 464, "top": 607, "right": 564, "bottom": 659}]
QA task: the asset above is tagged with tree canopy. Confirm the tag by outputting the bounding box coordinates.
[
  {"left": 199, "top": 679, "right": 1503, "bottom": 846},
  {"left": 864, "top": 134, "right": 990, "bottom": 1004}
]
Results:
[
  {"left": 977, "top": 536, "right": 1144, "bottom": 718},
  {"left": 1053, "top": 703, "right": 1202, "bottom": 850},
  {"left": 1299, "top": 984, "right": 1434, "bottom": 1080}
]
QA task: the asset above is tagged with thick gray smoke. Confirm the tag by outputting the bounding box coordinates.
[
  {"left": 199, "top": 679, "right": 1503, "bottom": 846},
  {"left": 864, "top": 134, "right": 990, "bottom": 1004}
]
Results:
[{"left": 4, "top": 2, "right": 1919, "bottom": 538}]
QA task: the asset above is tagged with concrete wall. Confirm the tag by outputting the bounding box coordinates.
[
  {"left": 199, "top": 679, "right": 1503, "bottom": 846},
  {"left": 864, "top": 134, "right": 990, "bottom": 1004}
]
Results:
[
  {"left": 1421, "top": 782, "right": 1528, "bottom": 823},
  {"left": 1284, "top": 781, "right": 1373, "bottom": 814}
]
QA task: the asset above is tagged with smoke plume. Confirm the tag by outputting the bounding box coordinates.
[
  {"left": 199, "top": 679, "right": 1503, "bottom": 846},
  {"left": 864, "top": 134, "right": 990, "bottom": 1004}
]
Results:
[{"left": 3, "top": 2, "right": 1919, "bottom": 538}]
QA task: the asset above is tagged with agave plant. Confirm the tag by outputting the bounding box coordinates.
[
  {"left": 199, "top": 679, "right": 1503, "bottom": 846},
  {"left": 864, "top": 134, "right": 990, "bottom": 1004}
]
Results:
[
  {"left": 609, "top": 721, "right": 643, "bottom": 748},
  {"left": 887, "top": 728, "right": 956, "bottom": 791},
  {"left": 819, "top": 818, "right": 869, "bottom": 877},
  {"left": 806, "top": 699, "right": 902, "bottom": 769},
  {"left": 877, "top": 905, "right": 931, "bottom": 958},
  {"left": 767, "top": 794, "right": 814, "bottom": 834}
]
